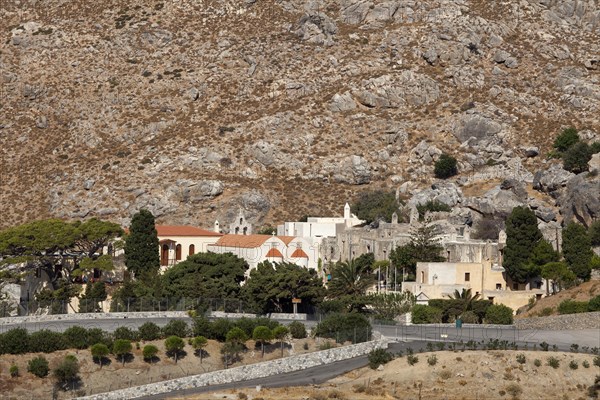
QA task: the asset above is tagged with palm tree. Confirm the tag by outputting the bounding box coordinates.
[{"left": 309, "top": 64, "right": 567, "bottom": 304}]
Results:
[
  {"left": 447, "top": 288, "right": 480, "bottom": 312},
  {"left": 327, "top": 259, "right": 376, "bottom": 312}
]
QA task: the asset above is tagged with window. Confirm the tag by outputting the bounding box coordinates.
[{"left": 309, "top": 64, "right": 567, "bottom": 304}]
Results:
[
  {"left": 421, "top": 271, "right": 425, "bottom": 283},
  {"left": 512, "top": 282, "right": 518, "bottom": 290},
  {"left": 175, "top": 244, "right": 182, "bottom": 261},
  {"left": 243, "top": 226, "right": 247, "bottom": 235},
  {"left": 235, "top": 227, "right": 239, "bottom": 234},
  {"left": 496, "top": 283, "right": 502, "bottom": 290},
  {"left": 189, "top": 244, "right": 195, "bottom": 256},
  {"left": 465, "top": 273, "right": 470, "bottom": 282}
]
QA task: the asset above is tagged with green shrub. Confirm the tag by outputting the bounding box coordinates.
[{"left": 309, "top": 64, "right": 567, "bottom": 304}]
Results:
[
  {"left": 87, "top": 328, "right": 113, "bottom": 349},
  {"left": 28, "top": 356, "right": 49, "bottom": 378},
  {"left": 416, "top": 200, "right": 451, "bottom": 219},
  {"left": 412, "top": 304, "right": 442, "bottom": 324},
  {"left": 112, "top": 339, "right": 132, "bottom": 365},
  {"left": 351, "top": 190, "right": 400, "bottom": 224},
  {"left": 10, "top": 364, "right": 19, "bottom": 377},
  {"left": 590, "top": 221, "right": 600, "bottom": 247},
  {"left": 537, "top": 307, "right": 554, "bottom": 317},
  {"left": 569, "top": 360, "right": 579, "bottom": 370},
  {"left": 434, "top": 154, "right": 458, "bottom": 179},
  {"left": 539, "top": 341, "right": 549, "bottom": 351},
  {"left": 288, "top": 321, "right": 307, "bottom": 339},
  {"left": 63, "top": 326, "right": 89, "bottom": 349},
  {"left": 485, "top": 304, "right": 513, "bottom": 325},
  {"left": 53, "top": 355, "right": 80, "bottom": 387},
  {"left": 162, "top": 320, "right": 189, "bottom": 338},
  {"left": 368, "top": 348, "right": 393, "bottom": 369},
  {"left": 29, "top": 330, "right": 68, "bottom": 353},
  {"left": 407, "top": 354, "right": 419, "bottom": 366},
  {"left": 90, "top": 343, "right": 110, "bottom": 366},
  {"left": 427, "top": 354, "right": 438, "bottom": 366},
  {"left": 588, "top": 295, "right": 600, "bottom": 312},
  {"left": 113, "top": 326, "right": 138, "bottom": 341},
  {"left": 164, "top": 336, "right": 185, "bottom": 363},
  {"left": 553, "top": 127, "right": 579, "bottom": 152},
  {"left": 533, "top": 359, "right": 541, "bottom": 367},
  {"left": 460, "top": 311, "right": 479, "bottom": 324},
  {"left": 142, "top": 344, "right": 159, "bottom": 362},
  {"left": 594, "top": 356, "right": 600, "bottom": 367},
  {"left": 192, "top": 316, "right": 212, "bottom": 337},
  {"left": 563, "top": 142, "right": 591, "bottom": 173},
  {"left": 583, "top": 360, "right": 590, "bottom": 368},
  {"left": 505, "top": 383, "right": 523, "bottom": 398},
  {"left": 138, "top": 322, "right": 162, "bottom": 341},
  {"left": 210, "top": 319, "right": 235, "bottom": 342},
  {"left": 319, "top": 341, "right": 333, "bottom": 350},
  {"left": 0, "top": 328, "right": 29, "bottom": 354},
  {"left": 547, "top": 356, "right": 560, "bottom": 369},
  {"left": 558, "top": 299, "right": 589, "bottom": 315},
  {"left": 314, "top": 313, "right": 371, "bottom": 344},
  {"left": 516, "top": 354, "right": 526, "bottom": 364}
]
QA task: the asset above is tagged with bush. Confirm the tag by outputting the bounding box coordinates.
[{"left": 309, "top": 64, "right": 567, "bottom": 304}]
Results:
[
  {"left": 351, "top": 190, "right": 400, "bottom": 224},
  {"left": 162, "top": 320, "right": 189, "bottom": 338},
  {"left": 537, "top": 307, "right": 554, "bottom": 317},
  {"left": 288, "top": 321, "right": 307, "bottom": 339},
  {"left": 547, "top": 356, "right": 560, "bottom": 369},
  {"left": 143, "top": 344, "right": 159, "bottom": 362},
  {"left": 138, "top": 322, "right": 162, "bottom": 341},
  {"left": 558, "top": 299, "right": 589, "bottom": 315},
  {"left": 87, "top": 328, "right": 113, "bottom": 349},
  {"left": 594, "top": 356, "right": 600, "bottom": 367},
  {"left": 112, "top": 339, "right": 132, "bottom": 365},
  {"left": 210, "top": 319, "right": 235, "bottom": 342},
  {"left": 54, "top": 355, "right": 80, "bottom": 387},
  {"left": 113, "top": 327, "right": 138, "bottom": 341},
  {"left": 407, "top": 354, "right": 419, "bottom": 366},
  {"left": 588, "top": 296, "right": 600, "bottom": 312},
  {"left": 563, "top": 142, "right": 592, "bottom": 173},
  {"left": 460, "top": 311, "right": 479, "bottom": 324},
  {"left": 583, "top": 360, "right": 590, "bottom": 368},
  {"left": 63, "top": 326, "right": 89, "bottom": 349},
  {"left": 569, "top": 360, "right": 579, "bottom": 370},
  {"left": 516, "top": 354, "right": 526, "bottom": 364},
  {"left": 533, "top": 359, "right": 541, "bottom": 367},
  {"left": 29, "top": 330, "right": 68, "bottom": 353},
  {"left": 10, "top": 364, "right": 19, "bottom": 377},
  {"left": 192, "top": 316, "right": 212, "bottom": 337},
  {"left": 485, "top": 304, "right": 513, "bottom": 325},
  {"left": 427, "top": 354, "right": 438, "bottom": 366},
  {"left": 416, "top": 200, "right": 451, "bottom": 219},
  {"left": 28, "top": 356, "right": 49, "bottom": 378},
  {"left": 313, "top": 313, "right": 371, "bottom": 344},
  {"left": 0, "top": 328, "right": 29, "bottom": 354},
  {"left": 368, "top": 348, "right": 393, "bottom": 369},
  {"left": 412, "top": 304, "right": 442, "bottom": 324},
  {"left": 553, "top": 127, "right": 579, "bottom": 152},
  {"left": 505, "top": 383, "right": 523, "bottom": 398},
  {"left": 165, "top": 336, "right": 185, "bottom": 363},
  {"left": 434, "top": 154, "right": 458, "bottom": 179},
  {"left": 590, "top": 220, "right": 600, "bottom": 247}
]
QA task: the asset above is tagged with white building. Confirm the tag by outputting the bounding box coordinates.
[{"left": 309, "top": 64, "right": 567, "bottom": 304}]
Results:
[
  {"left": 277, "top": 203, "right": 364, "bottom": 260},
  {"left": 157, "top": 225, "right": 223, "bottom": 270},
  {"left": 207, "top": 234, "right": 316, "bottom": 275}
]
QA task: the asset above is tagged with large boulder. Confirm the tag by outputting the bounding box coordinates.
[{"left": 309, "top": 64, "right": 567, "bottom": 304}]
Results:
[
  {"left": 453, "top": 113, "right": 503, "bottom": 143},
  {"left": 407, "top": 182, "right": 463, "bottom": 208},
  {"left": 464, "top": 181, "right": 527, "bottom": 217},
  {"left": 558, "top": 173, "right": 600, "bottom": 227},
  {"left": 333, "top": 155, "right": 371, "bottom": 185},
  {"left": 295, "top": 13, "right": 337, "bottom": 46},
  {"left": 533, "top": 163, "right": 575, "bottom": 195}
]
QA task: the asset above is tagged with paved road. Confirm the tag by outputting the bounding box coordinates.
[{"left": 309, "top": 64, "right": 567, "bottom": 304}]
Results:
[{"left": 139, "top": 341, "right": 427, "bottom": 400}]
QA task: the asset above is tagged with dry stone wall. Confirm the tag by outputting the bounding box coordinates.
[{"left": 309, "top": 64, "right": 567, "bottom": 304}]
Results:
[
  {"left": 515, "top": 312, "right": 600, "bottom": 331},
  {"left": 76, "top": 339, "right": 389, "bottom": 400}
]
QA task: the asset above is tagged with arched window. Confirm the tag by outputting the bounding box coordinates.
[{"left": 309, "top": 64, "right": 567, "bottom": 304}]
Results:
[
  {"left": 421, "top": 271, "right": 425, "bottom": 283},
  {"left": 161, "top": 244, "right": 169, "bottom": 266},
  {"left": 189, "top": 244, "right": 195, "bottom": 256},
  {"left": 175, "top": 244, "right": 182, "bottom": 261}
]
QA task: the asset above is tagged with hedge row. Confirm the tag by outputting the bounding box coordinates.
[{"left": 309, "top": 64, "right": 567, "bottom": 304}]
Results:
[
  {"left": 412, "top": 303, "right": 514, "bottom": 325},
  {"left": 0, "top": 318, "right": 307, "bottom": 356}
]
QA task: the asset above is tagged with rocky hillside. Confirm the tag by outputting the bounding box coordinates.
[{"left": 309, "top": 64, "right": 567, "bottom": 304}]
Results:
[{"left": 1, "top": 0, "right": 599, "bottom": 229}]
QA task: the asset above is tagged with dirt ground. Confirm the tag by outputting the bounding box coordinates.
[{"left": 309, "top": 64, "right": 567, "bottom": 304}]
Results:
[
  {"left": 191, "top": 350, "right": 600, "bottom": 400},
  {"left": 0, "top": 337, "right": 326, "bottom": 399},
  {"left": 516, "top": 281, "right": 600, "bottom": 318}
]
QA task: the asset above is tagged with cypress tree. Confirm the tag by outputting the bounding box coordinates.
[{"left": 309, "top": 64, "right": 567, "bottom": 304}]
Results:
[
  {"left": 124, "top": 209, "right": 159, "bottom": 281},
  {"left": 562, "top": 222, "right": 593, "bottom": 281},
  {"left": 503, "top": 207, "right": 542, "bottom": 284}
]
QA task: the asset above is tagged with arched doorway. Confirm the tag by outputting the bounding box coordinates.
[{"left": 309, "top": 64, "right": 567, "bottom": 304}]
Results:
[
  {"left": 161, "top": 244, "right": 169, "bottom": 266},
  {"left": 175, "top": 244, "right": 182, "bottom": 261}
]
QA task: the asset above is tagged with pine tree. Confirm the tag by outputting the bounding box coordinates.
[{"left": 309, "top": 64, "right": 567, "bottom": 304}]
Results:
[
  {"left": 503, "top": 207, "right": 542, "bottom": 284},
  {"left": 124, "top": 209, "right": 159, "bottom": 281}
]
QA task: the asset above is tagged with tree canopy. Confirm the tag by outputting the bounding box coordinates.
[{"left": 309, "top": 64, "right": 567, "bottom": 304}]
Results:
[
  {"left": 242, "top": 261, "right": 325, "bottom": 314},
  {"left": 351, "top": 190, "right": 400, "bottom": 224},
  {"left": 161, "top": 252, "right": 248, "bottom": 300},
  {"left": 124, "top": 209, "right": 159, "bottom": 281},
  {"left": 562, "top": 222, "right": 593, "bottom": 281},
  {"left": 327, "top": 253, "right": 375, "bottom": 312},
  {"left": 553, "top": 127, "right": 580, "bottom": 152},
  {"left": 503, "top": 207, "right": 543, "bottom": 283},
  {"left": 434, "top": 154, "right": 458, "bottom": 179}
]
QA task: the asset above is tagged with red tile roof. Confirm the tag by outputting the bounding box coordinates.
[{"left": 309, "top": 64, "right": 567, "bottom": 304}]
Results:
[
  {"left": 156, "top": 225, "right": 223, "bottom": 237},
  {"left": 290, "top": 248, "right": 309, "bottom": 258},
  {"left": 266, "top": 248, "right": 284, "bottom": 258},
  {"left": 278, "top": 236, "right": 296, "bottom": 245}
]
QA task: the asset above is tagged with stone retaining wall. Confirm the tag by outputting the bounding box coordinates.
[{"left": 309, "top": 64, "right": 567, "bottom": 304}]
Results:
[
  {"left": 515, "top": 311, "right": 600, "bottom": 330},
  {"left": 0, "top": 311, "right": 307, "bottom": 326},
  {"left": 77, "top": 339, "right": 388, "bottom": 400}
]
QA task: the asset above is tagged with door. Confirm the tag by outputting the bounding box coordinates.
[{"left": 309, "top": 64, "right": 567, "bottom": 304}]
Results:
[{"left": 161, "top": 244, "right": 169, "bottom": 266}]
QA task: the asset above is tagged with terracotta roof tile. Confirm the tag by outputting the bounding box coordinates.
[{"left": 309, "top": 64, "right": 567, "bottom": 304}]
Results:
[
  {"left": 277, "top": 236, "right": 296, "bottom": 245},
  {"left": 266, "top": 248, "right": 284, "bottom": 258},
  {"left": 156, "top": 225, "right": 223, "bottom": 237},
  {"left": 290, "top": 248, "right": 308, "bottom": 258},
  {"left": 212, "top": 234, "right": 273, "bottom": 248}
]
